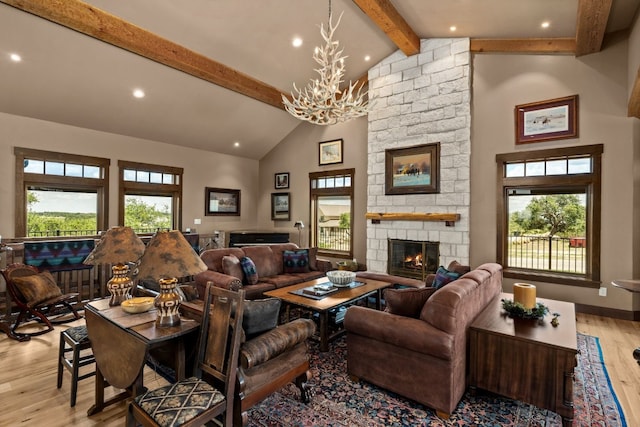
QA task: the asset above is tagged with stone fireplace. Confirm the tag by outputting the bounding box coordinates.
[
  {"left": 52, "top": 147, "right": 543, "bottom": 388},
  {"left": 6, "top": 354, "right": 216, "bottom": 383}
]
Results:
[
  {"left": 366, "top": 38, "right": 471, "bottom": 274},
  {"left": 388, "top": 239, "right": 439, "bottom": 281}
]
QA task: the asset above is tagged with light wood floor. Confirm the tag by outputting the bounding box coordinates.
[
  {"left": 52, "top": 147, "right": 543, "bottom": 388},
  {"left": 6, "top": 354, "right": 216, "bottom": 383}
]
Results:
[{"left": 0, "top": 313, "right": 638, "bottom": 426}]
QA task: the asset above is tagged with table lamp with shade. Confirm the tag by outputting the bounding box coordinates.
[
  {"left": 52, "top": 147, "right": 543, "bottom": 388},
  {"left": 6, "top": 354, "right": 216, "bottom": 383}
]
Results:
[
  {"left": 83, "top": 226, "right": 146, "bottom": 306},
  {"left": 136, "top": 230, "right": 208, "bottom": 327}
]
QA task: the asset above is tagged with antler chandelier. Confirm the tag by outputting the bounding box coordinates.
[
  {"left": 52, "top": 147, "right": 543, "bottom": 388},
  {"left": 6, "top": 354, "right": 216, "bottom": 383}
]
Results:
[{"left": 282, "top": 1, "right": 370, "bottom": 125}]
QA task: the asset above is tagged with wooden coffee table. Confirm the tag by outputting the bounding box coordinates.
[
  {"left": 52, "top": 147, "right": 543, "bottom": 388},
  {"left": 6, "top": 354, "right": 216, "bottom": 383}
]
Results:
[
  {"left": 264, "top": 277, "right": 391, "bottom": 352},
  {"left": 469, "top": 293, "right": 577, "bottom": 427}
]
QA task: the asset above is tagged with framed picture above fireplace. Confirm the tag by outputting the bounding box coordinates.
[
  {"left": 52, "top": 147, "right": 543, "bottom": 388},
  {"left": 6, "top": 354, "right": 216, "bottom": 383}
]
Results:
[{"left": 385, "top": 142, "right": 440, "bottom": 195}]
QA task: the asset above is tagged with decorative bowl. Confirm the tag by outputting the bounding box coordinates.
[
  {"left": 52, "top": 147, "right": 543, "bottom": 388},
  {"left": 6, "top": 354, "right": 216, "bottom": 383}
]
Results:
[
  {"left": 326, "top": 270, "right": 356, "bottom": 287},
  {"left": 121, "top": 297, "right": 155, "bottom": 314}
]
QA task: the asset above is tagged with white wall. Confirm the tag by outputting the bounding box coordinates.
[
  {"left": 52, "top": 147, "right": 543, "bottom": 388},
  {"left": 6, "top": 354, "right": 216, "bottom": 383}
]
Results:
[
  {"left": 472, "top": 36, "right": 636, "bottom": 310},
  {"left": 258, "top": 117, "right": 368, "bottom": 261},
  {"left": 0, "top": 112, "right": 259, "bottom": 238}
]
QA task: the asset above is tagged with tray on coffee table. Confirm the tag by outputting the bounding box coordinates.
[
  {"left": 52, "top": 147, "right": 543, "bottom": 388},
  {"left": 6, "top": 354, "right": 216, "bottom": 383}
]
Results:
[{"left": 289, "top": 280, "right": 366, "bottom": 300}]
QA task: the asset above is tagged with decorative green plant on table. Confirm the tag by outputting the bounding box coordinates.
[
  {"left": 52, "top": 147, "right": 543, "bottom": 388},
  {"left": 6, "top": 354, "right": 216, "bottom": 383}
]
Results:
[{"left": 501, "top": 299, "right": 550, "bottom": 320}]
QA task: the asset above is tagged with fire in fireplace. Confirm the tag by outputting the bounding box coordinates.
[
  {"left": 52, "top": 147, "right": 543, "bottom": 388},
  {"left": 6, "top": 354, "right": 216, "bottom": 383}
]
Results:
[{"left": 388, "top": 239, "right": 439, "bottom": 281}]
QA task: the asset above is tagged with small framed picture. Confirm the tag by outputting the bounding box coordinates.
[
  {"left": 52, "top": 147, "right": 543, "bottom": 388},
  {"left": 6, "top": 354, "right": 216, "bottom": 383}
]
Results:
[
  {"left": 319, "top": 139, "right": 343, "bottom": 166},
  {"left": 271, "top": 192, "right": 290, "bottom": 221},
  {"left": 385, "top": 143, "right": 440, "bottom": 195},
  {"left": 515, "top": 95, "right": 578, "bottom": 144},
  {"left": 205, "top": 187, "right": 240, "bottom": 216},
  {"left": 274, "top": 172, "right": 289, "bottom": 189}
]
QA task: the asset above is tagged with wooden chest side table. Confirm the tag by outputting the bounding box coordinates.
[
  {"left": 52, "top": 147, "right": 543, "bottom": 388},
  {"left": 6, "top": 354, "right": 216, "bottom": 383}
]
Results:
[{"left": 469, "top": 293, "right": 577, "bottom": 427}]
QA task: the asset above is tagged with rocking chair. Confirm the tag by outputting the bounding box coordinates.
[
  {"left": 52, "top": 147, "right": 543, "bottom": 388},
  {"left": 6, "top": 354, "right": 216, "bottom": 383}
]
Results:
[{"left": 1, "top": 263, "right": 81, "bottom": 337}]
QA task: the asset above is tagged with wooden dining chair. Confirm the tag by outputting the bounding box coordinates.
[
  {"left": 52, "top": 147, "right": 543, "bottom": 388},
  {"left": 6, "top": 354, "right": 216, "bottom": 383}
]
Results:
[
  {"left": 1, "top": 263, "right": 81, "bottom": 337},
  {"left": 127, "top": 284, "right": 245, "bottom": 427}
]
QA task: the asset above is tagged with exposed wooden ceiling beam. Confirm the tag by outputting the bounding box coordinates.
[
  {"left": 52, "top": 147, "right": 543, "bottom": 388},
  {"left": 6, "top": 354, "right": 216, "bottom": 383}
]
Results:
[
  {"left": 0, "top": 0, "right": 288, "bottom": 110},
  {"left": 575, "top": 0, "right": 613, "bottom": 57},
  {"left": 629, "top": 67, "right": 640, "bottom": 119},
  {"left": 352, "top": 0, "right": 420, "bottom": 56},
  {"left": 470, "top": 38, "right": 576, "bottom": 54}
]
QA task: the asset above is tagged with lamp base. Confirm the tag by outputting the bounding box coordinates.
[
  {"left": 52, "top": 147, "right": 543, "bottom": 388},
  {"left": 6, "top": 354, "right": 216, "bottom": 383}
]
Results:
[
  {"left": 155, "top": 278, "right": 181, "bottom": 327},
  {"left": 107, "top": 264, "right": 133, "bottom": 306}
]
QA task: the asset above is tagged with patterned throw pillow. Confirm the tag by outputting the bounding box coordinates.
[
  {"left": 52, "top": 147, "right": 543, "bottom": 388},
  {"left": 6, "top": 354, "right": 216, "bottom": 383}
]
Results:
[
  {"left": 432, "top": 266, "right": 462, "bottom": 289},
  {"left": 12, "top": 270, "right": 62, "bottom": 306},
  {"left": 283, "top": 249, "right": 310, "bottom": 274},
  {"left": 240, "top": 256, "right": 259, "bottom": 285},
  {"left": 384, "top": 286, "right": 437, "bottom": 318}
]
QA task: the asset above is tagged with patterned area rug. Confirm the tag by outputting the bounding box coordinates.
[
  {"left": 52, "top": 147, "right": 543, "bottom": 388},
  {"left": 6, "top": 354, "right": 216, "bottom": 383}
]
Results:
[{"left": 247, "top": 333, "right": 627, "bottom": 427}]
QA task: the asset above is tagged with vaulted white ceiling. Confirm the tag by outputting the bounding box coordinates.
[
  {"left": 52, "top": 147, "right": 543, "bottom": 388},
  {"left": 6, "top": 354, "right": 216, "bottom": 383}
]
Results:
[{"left": 0, "top": 0, "right": 638, "bottom": 159}]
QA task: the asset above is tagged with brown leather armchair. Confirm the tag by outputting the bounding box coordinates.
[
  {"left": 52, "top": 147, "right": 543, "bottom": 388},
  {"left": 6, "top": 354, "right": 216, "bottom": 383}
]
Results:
[{"left": 234, "top": 298, "right": 316, "bottom": 426}]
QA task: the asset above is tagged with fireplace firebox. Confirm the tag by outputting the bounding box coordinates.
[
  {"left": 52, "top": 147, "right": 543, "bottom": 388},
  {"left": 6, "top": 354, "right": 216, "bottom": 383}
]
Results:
[{"left": 388, "top": 239, "right": 439, "bottom": 281}]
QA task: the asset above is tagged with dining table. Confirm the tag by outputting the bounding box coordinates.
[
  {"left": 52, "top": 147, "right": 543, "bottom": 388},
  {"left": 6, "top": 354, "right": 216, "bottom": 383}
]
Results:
[{"left": 84, "top": 298, "right": 200, "bottom": 415}]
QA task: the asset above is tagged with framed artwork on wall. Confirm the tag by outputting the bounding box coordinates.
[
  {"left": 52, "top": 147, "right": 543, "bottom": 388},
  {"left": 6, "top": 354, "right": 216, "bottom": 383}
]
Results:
[
  {"left": 271, "top": 192, "right": 290, "bottom": 221},
  {"left": 385, "top": 143, "right": 440, "bottom": 195},
  {"left": 205, "top": 187, "right": 240, "bottom": 216},
  {"left": 319, "top": 139, "right": 343, "bottom": 165},
  {"left": 275, "top": 172, "right": 289, "bottom": 189},
  {"left": 515, "top": 94, "right": 578, "bottom": 144}
]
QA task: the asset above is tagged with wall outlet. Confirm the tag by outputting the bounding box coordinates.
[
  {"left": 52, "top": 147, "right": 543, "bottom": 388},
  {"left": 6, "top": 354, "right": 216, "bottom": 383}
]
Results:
[
  {"left": 598, "top": 287, "right": 607, "bottom": 297},
  {"left": 194, "top": 218, "right": 201, "bottom": 225}
]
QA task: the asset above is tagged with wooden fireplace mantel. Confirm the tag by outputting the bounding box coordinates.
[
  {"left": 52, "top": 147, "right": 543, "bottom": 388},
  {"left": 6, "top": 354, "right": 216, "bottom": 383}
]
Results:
[{"left": 365, "top": 212, "right": 461, "bottom": 223}]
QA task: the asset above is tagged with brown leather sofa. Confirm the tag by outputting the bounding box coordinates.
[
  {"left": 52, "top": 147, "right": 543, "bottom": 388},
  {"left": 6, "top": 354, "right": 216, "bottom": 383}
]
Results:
[
  {"left": 344, "top": 263, "right": 503, "bottom": 418},
  {"left": 194, "top": 243, "right": 331, "bottom": 299}
]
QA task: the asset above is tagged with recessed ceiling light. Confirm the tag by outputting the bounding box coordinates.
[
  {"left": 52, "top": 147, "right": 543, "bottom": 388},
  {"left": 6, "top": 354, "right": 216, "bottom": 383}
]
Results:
[
  {"left": 234, "top": 142, "right": 240, "bottom": 147},
  {"left": 9, "top": 53, "right": 21, "bottom": 62},
  {"left": 132, "top": 88, "right": 145, "bottom": 98},
  {"left": 449, "top": 26, "right": 457, "bottom": 32},
  {"left": 541, "top": 21, "right": 550, "bottom": 29},
  {"left": 364, "top": 55, "right": 371, "bottom": 62},
  {"left": 292, "top": 37, "right": 303, "bottom": 48}
]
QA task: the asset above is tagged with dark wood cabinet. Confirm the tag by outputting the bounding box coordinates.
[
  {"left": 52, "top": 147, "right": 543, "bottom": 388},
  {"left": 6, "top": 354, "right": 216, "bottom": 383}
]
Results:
[{"left": 469, "top": 293, "right": 577, "bottom": 427}]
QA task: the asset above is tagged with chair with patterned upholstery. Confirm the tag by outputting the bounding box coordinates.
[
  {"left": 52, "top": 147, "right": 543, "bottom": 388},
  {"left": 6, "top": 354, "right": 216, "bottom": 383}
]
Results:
[
  {"left": 126, "top": 284, "right": 245, "bottom": 427},
  {"left": 1, "top": 263, "right": 81, "bottom": 337}
]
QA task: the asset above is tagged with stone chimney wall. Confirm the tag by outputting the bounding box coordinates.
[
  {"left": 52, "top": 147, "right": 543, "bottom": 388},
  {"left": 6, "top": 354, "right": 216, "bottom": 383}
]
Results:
[{"left": 366, "top": 38, "right": 471, "bottom": 274}]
